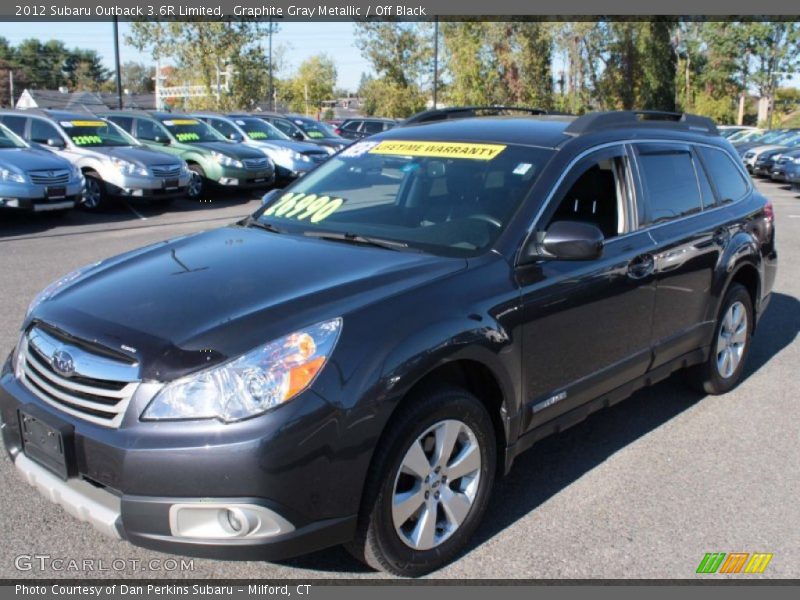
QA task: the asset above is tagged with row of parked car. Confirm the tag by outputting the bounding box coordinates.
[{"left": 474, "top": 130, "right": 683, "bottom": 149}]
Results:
[
  {"left": 721, "top": 125, "right": 800, "bottom": 189},
  {"left": 0, "top": 109, "right": 398, "bottom": 214}
]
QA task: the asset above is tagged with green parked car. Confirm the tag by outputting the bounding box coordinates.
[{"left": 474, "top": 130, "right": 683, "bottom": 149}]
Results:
[{"left": 101, "top": 111, "right": 276, "bottom": 199}]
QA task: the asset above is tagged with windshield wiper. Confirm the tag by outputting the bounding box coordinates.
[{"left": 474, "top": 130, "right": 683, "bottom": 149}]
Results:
[
  {"left": 303, "top": 230, "right": 409, "bottom": 251},
  {"left": 244, "top": 217, "right": 286, "bottom": 234}
]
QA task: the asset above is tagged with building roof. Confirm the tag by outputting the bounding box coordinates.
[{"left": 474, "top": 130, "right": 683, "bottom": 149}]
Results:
[{"left": 16, "top": 89, "right": 156, "bottom": 111}]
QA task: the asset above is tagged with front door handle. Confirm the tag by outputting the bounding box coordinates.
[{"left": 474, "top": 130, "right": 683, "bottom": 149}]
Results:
[{"left": 627, "top": 253, "right": 655, "bottom": 280}]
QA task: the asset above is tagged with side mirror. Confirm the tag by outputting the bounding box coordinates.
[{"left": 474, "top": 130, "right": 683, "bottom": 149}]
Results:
[
  {"left": 46, "top": 137, "right": 65, "bottom": 148},
  {"left": 228, "top": 133, "right": 242, "bottom": 142},
  {"left": 292, "top": 131, "right": 305, "bottom": 141},
  {"left": 261, "top": 188, "right": 284, "bottom": 206},
  {"left": 527, "top": 221, "right": 604, "bottom": 261},
  {"left": 153, "top": 135, "right": 169, "bottom": 145}
]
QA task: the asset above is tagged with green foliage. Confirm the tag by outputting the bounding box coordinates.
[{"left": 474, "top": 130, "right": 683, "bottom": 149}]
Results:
[
  {"left": 283, "top": 55, "right": 337, "bottom": 115},
  {"left": 354, "top": 22, "right": 431, "bottom": 118}
]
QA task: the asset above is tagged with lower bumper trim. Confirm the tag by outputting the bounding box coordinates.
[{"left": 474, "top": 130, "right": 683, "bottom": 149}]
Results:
[{"left": 14, "top": 453, "right": 122, "bottom": 539}]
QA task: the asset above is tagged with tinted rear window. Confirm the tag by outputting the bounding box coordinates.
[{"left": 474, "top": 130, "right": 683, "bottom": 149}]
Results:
[
  {"left": 698, "top": 147, "right": 749, "bottom": 204},
  {"left": 1, "top": 115, "right": 27, "bottom": 136},
  {"left": 638, "top": 146, "right": 703, "bottom": 224}
]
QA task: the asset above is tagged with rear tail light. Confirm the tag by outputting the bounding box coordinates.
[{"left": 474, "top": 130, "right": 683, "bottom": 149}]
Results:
[
  {"left": 334, "top": 128, "right": 342, "bottom": 135},
  {"left": 764, "top": 200, "right": 774, "bottom": 222}
]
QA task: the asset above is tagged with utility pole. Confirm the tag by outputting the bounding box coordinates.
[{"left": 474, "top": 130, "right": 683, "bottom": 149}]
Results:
[
  {"left": 268, "top": 17, "right": 274, "bottom": 111},
  {"left": 112, "top": 16, "right": 123, "bottom": 109},
  {"left": 432, "top": 17, "right": 439, "bottom": 109},
  {"left": 8, "top": 71, "right": 14, "bottom": 108}
]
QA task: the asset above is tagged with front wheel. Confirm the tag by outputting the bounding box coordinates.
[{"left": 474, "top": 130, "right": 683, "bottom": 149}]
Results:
[
  {"left": 686, "top": 283, "right": 753, "bottom": 394},
  {"left": 81, "top": 173, "right": 106, "bottom": 210},
  {"left": 347, "top": 386, "right": 496, "bottom": 576},
  {"left": 186, "top": 164, "right": 206, "bottom": 200}
]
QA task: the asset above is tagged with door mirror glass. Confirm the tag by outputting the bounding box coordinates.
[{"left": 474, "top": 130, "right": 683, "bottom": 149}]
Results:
[
  {"left": 292, "top": 131, "right": 305, "bottom": 141},
  {"left": 153, "top": 135, "right": 169, "bottom": 145},
  {"left": 46, "top": 137, "right": 65, "bottom": 148},
  {"left": 536, "top": 221, "right": 604, "bottom": 261},
  {"left": 228, "top": 132, "right": 242, "bottom": 142}
]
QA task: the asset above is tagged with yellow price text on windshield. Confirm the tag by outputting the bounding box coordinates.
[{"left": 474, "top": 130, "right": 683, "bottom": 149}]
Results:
[
  {"left": 71, "top": 120, "right": 106, "bottom": 127},
  {"left": 175, "top": 132, "right": 200, "bottom": 142},
  {"left": 263, "top": 192, "right": 345, "bottom": 223},
  {"left": 72, "top": 135, "right": 103, "bottom": 145},
  {"left": 170, "top": 119, "right": 199, "bottom": 125},
  {"left": 369, "top": 140, "right": 506, "bottom": 161}
]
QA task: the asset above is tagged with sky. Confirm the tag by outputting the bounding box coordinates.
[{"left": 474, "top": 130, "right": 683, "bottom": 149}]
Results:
[{"left": 0, "top": 21, "right": 372, "bottom": 91}]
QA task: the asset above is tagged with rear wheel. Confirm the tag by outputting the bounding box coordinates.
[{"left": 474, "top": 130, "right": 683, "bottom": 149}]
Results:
[
  {"left": 187, "top": 164, "right": 205, "bottom": 200},
  {"left": 81, "top": 172, "right": 106, "bottom": 210},
  {"left": 347, "top": 386, "right": 496, "bottom": 576},
  {"left": 686, "top": 283, "right": 753, "bottom": 394}
]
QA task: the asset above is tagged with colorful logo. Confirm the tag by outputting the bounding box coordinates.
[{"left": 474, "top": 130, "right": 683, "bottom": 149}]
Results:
[{"left": 696, "top": 552, "right": 773, "bottom": 574}]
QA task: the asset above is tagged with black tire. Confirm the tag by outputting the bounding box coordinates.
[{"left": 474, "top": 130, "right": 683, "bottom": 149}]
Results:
[
  {"left": 187, "top": 164, "right": 206, "bottom": 200},
  {"left": 347, "top": 386, "right": 496, "bottom": 576},
  {"left": 81, "top": 172, "right": 106, "bottom": 210},
  {"left": 686, "top": 283, "right": 753, "bottom": 395}
]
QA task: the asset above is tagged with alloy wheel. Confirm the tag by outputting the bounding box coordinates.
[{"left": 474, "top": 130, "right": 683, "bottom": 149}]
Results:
[
  {"left": 391, "top": 419, "right": 482, "bottom": 551},
  {"left": 716, "top": 300, "right": 748, "bottom": 379}
]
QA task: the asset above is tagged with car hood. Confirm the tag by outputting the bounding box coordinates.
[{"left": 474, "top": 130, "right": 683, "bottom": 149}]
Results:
[
  {"left": 266, "top": 139, "right": 329, "bottom": 154},
  {"left": 79, "top": 145, "right": 183, "bottom": 167},
  {"left": 0, "top": 147, "right": 73, "bottom": 172},
  {"left": 33, "top": 226, "right": 465, "bottom": 381},
  {"left": 185, "top": 141, "right": 267, "bottom": 160},
  {"left": 747, "top": 144, "right": 786, "bottom": 157}
]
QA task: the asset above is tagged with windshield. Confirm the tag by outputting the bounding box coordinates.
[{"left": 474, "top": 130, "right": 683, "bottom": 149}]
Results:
[
  {"left": 161, "top": 118, "right": 225, "bottom": 143},
  {"left": 257, "top": 139, "right": 553, "bottom": 257},
  {"left": 234, "top": 118, "right": 290, "bottom": 141},
  {"left": 0, "top": 124, "right": 28, "bottom": 149},
  {"left": 60, "top": 119, "right": 137, "bottom": 147},
  {"left": 295, "top": 119, "right": 337, "bottom": 139}
]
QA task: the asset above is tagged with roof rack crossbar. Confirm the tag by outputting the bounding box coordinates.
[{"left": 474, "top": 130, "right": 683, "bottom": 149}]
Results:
[
  {"left": 564, "top": 110, "right": 718, "bottom": 136},
  {"left": 403, "top": 105, "right": 550, "bottom": 126}
]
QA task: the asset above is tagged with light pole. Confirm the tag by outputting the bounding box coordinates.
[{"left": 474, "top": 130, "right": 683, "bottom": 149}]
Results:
[
  {"left": 432, "top": 17, "right": 439, "bottom": 109},
  {"left": 112, "top": 16, "right": 123, "bottom": 109}
]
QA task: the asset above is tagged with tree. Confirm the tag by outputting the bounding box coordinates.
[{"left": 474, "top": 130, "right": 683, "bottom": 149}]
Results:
[
  {"left": 120, "top": 61, "right": 154, "bottom": 93},
  {"left": 746, "top": 22, "right": 800, "bottom": 127},
  {"left": 63, "top": 49, "right": 110, "bottom": 91},
  {"left": 285, "top": 54, "right": 337, "bottom": 115},
  {"left": 354, "top": 22, "right": 431, "bottom": 117},
  {"left": 127, "top": 21, "right": 270, "bottom": 110}
]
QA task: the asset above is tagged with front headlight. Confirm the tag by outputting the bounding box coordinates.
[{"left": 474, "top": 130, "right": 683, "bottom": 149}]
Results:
[
  {"left": 70, "top": 165, "right": 82, "bottom": 180},
  {"left": 323, "top": 146, "right": 336, "bottom": 155},
  {"left": 179, "top": 160, "right": 190, "bottom": 174},
  {"left": 211, "top": 151, "right": 244, "bottom": 169},
  {"left": 26, "top": 261, "right": 101, "bottom": 317},
  {"left": 142, "top": 318, "right": 342, "bottom": 423},
  {"left": 109, "top": 157, "right": 149, "bottom": 177},
  {"left": 793, "top": 157, "right": 800, "bottom": 165},
  {"left": 0, "top": 168, "right": 25, "bottom": 183}
]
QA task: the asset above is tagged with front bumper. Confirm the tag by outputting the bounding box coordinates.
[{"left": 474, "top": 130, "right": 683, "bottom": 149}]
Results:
[
  {"left": 0, "top": 361, "right": 357, "bottom": 560},
  {"left": 0, "top": 179, "right": 83, "bottom": 212},
  {"left": 212, "top": 165, "right": 276, "bottom": 189},
  {"left": 753, "top": 162, "right": 774, "bottom": 176},
  {"left": 101, "top": 171, "right": 192, "bottom": 199}
]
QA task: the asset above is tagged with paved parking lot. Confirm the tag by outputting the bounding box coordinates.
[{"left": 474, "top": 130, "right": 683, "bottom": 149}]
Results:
[{"left": 0, "top": 180, "right": 798, "bottom": 579}]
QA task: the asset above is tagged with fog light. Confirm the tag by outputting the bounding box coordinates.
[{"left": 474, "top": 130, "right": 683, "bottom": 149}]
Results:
[{"left": 168, "top": 503, "right": 294, "bottom": 540}]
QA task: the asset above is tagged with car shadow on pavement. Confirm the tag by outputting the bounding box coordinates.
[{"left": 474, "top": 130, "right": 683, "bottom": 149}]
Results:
[{"left": 281, "top": 292, "right": 799, "bottom": 575}]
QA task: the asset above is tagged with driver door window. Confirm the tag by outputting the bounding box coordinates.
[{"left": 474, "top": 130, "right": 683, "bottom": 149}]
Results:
[{"left": 544, "top": 149, "right": 634, "bottom": 239}]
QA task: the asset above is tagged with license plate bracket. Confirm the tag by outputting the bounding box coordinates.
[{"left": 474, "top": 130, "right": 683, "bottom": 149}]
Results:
[
  {"left": 18, "top": 406, "right": 75, "bottom": 480},
  {"left": 46, "top": 186, "right": 66, "bottom": 199},
  {"left": 163, "top": 178, "right": 179, "bottom": 190}
]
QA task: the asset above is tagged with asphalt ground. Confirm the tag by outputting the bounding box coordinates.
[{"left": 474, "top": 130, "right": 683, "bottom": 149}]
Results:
[{"left": 0, "top": 180, "right": 797, "bottom": 580}]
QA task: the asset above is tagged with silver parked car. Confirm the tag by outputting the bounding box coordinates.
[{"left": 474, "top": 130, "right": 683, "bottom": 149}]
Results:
[
  {"left": 0, "top": 122, "right": 83, "bottom": 214},
  {"left": 0, "top": 110, "right": 192, "bottom": 210},
  {"left": 191, "top": 113, "right": 331, "bottom": 181}
]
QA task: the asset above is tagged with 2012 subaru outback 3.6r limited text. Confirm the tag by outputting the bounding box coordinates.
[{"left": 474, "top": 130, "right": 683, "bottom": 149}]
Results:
[{"left": 0, "top": 111, "right": 777, "bottom": 576}]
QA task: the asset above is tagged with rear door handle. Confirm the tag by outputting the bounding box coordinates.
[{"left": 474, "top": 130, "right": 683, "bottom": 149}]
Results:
[{"left": 627, "top": 253, "right": 655, "bottom": 279}]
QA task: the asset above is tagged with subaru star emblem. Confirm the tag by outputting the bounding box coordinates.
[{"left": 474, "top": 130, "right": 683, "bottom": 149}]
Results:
[{"left": 52, "top": 349, "right": 75, "bottom": 378}]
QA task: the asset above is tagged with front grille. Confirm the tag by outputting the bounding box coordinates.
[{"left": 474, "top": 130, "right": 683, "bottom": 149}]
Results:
[
  {"left": 151, "top": 164, "right": 182, "bottom": 177},
  {"left": 243, "top": 158, "right": 271, "bottom": 170},
  {"left": 28, "top": 169, "right": 71, "bottom": 185},
  {"left": 18, "top": 327, "right": 139, "bottom": 428}
]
